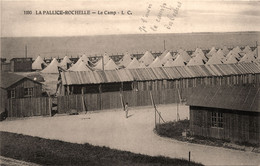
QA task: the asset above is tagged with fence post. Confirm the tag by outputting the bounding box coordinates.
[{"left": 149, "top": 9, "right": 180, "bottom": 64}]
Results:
[{"left": 188, "top": 151, "right": 191, "bottom": 166}]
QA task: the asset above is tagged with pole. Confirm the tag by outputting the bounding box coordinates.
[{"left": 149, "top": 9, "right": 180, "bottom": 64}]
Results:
[
  {"left": 102, "top": 56, "right": 104, "bottom": 71},
  {"left": 188, "top": 151, "right": 191, "bottom": 166},
  {"left": 25, "top": 45, "right": 27, "bottom": 58}
]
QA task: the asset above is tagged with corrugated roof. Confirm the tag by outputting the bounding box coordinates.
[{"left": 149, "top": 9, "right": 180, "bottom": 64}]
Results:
[
  {"left": 61, "top": 62, "right": 260, "bottom": 85},
  {"left": 187, "top": 85, "right": 260, "bottom": 113}
]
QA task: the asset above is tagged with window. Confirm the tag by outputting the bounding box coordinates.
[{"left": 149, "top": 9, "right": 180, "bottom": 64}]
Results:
[
  {"left": 24, "top": 88, "right": 33, "bottom": 97},
  {"left": 212, "top": 112, "right": 223, "bottom": 128},
  {"left": 11, "top": 89, "right": 15, "bottom": 99}
]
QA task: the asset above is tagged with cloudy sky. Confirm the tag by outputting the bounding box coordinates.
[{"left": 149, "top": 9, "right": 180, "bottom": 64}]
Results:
[{"left": 1, "top": 0, "right": 260, "bottom": 37}]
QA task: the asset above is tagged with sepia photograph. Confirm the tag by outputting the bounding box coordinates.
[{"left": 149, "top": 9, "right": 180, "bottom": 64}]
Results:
[{"left": 0, "top": 0, "right": 260, "bottom": 165}]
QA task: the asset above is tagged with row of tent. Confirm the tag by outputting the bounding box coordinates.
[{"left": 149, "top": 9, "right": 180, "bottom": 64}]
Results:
[{"left": 34, "top": 45, "right": 260, "bottom": 74}]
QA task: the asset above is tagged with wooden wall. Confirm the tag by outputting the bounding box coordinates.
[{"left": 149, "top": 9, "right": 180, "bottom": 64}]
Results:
[
  {"left": 190, "top": 106, "right": 260, "bottom": 144},
  {"left": 7, "top": 79, "right": 42, "bottom": 98}
]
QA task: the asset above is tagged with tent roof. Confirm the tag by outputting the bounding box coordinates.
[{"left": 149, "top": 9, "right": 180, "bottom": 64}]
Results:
[
  {"left": 104, "top": 59, "right": 118, "bottom": 70},
  {"left": 172, "top": 54, "right": 185, "bottom": 66},
  {"left": 225, "top": 53, "right": 238, "bottom": 64},
  {"left": 239, "top": 52, "right": 256, "bottom": 63},
  {"left": 120, "top": 52, "right": 132, "bottom": 67},
  {"left": 161, "top": 52, "right": 173, "bottom": 64},
  {"left": 69, "top": 60, "right": 92, "bottom": 71},
  {"left": 187, "top": 56, "right": 204, "bottom": 66},
  {"left": 41, "top": 58, "right": 59, "bottom": 73},
  {"left": 60, "top": 56, "right": 72, "bottom": 66},
  {"left": 32, "top": 56, "right": 46, "bottom": 70},
  {"left": 139, "top": 51, "right": 154, "bottom": 66},
  {"left": 149, "top": 57, "right": 163, "bottom": 68},
  {"left": 160, "top": 50, "right": 169, "bottom": 59},
  {"left": 207, "top": 54, "right": 223, "bottom": 65},
  {"left": 126, "top": 57, "right": 140, "bottom": 69}
]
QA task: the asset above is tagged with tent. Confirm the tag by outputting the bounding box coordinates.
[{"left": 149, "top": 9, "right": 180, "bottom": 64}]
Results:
[
  {"left": 69, "top": 57, "right": 83, "bottom": 71},
  {"left": 139, "top": 51, "right": 154, "bottom": 66},
  {"left": 172, "top": 55, "right": 186, "bottom": 66},
  {"left": 59, "top": 56, "right": 72, "bottom": 68},
  {"left": 226, "top": 50, "right": 240, "bottom": 60},
  {"left": 177, "top": 49, "right": 191, "bottom": 62},
  {"left": 243, "top": 46, "right": 252, "bottom": 53},
  {"left": 187, "top": 56, "right": 204, "bottom": 66},
  {"left": 225, "top": 53, "right": 238, "bottom": 64},
  {"left": 161, "top": 52, "right": 173, "bottom": 64},
  {"left": 216, "top": 49, "right": 227, "bottom": 62},
  {"left": 139, "top": 61, "right": 146, "bottom": 68},
  {"left": 41, "top": 58, "right": 59, "bottom": 73},
  {"left": 222, "top": 46, "right": 230, "bottom": 55},
  {"left": 232, "top": 46, "right": 242, "bottom": 54},
  {"left": 192, "top": 48, "right": 207, "bottom": 61},
  {"left": 206, "top": 54, "right": 223, "bottom": 65},
  {"left": 149, "top": 57, "right": 163, "bottom": 68},
  {"left": 81, "top": 54, "right": 90, "bottom": 63},
  {"left": 126, "top": 58, "right": 140, "bottom": 69},
  {"left": 32, "top": 56, "right": 47, "bottom": 70},
  {"left": 239, "top": 52, "right": 256, "bottom": 63},
  {"left": 120, "top": 52, "right": 132, "bottom": 67},
  {"left": 207, "top": 47, "right": 217, "bottom": 58},
  {"left": 69, "top": 60, "right": 92, "bottom": 71},
  {"left": 94, "top": 54, "right": 111, "bottom": 70},
  {"left": 163, "top": 59, "right": 174, "bottom": 67},
  {"left": 104, "top": 59, "right": 118, "bottom": 70},
  {"left": 160, "top": 50, "right": 169, "bottom": 59}
]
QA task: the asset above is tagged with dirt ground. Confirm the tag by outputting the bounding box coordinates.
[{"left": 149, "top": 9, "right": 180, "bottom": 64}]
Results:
[{"left": 0, "top": 104, "right": 259, "bottom": 166}]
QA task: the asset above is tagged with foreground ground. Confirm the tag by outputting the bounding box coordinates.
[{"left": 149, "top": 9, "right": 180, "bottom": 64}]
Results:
[
  {"left": 1, "top": 132, "right": 199, "bottom": 166},
  {"left": 0, "top": 104, "right": 259, "bottom": 165}
]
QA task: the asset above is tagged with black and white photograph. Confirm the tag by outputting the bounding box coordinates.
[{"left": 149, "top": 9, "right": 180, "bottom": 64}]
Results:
[{"left": 0, "top": 0, "right": 260, "bottom": 165}]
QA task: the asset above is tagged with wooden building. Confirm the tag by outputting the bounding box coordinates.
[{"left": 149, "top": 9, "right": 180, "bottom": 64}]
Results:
[
  {"left": 0, "top": 72, "right": 43, "bottom": 100},
  {"left": 10, "top": 58, "right": 32, "bottom": 72},
  {"left": 60, "top": 62, "right": 260, "bottom": 97},
  {"left": 187, "top": 85, "right": 260, "bottom": 145}
]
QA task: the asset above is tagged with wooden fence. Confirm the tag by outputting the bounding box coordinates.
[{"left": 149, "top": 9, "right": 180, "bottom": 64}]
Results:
[
  {"left": 57, "top": 89, "right": 183, "bottom": 114},
  {"left": 6, "top": 97, "right": 52, "bottom": 118}
]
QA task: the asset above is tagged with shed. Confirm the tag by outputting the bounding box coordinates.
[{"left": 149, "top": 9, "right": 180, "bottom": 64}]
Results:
[
  {"left": 10, "top": 58, "right": 32, "bottom": 72},
  {"left": 187, "top": 85, "right": 260, "bottom": 144}
]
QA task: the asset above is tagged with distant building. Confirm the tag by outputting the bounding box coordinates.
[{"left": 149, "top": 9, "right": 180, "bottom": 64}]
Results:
[
  {"left": 10, "top": 58, "right": 32, "bottom": 72},
  {"left": 187, "top": 85, "right": 260, "bottom": 144}
]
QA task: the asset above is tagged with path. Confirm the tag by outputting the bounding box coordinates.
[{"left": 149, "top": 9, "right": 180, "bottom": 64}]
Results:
[{"left": 0, "top": 104, "right": 259, "bottom": 165}]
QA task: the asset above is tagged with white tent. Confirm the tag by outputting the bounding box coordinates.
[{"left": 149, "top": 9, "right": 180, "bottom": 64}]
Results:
[
  {"left": 120, "top": 52, "right": 132, "bottom": 67},
  {"left": 126, "top": 58, "right": 140, "bottom": 69},
  {"left": 243, "top": 46, "right": 252, "bottom": 53},
  {"left": 172, "top": 54, "right": 186, "bottom": 66},
  {"left": 206, "top": 54, "right": 223, "bottom": 65},
  {"left": 32, "top": 56, "right": 47, "bottom": 70},
  {"left": 187, "top": 56, "right": 204, "bottom": 66},
  {"left": 161, "top": 52, "right": 173, "bottom": 64},
  {"left": 226, "top": 50, "right": 240, "bottom": 60},
  {"left": 94, "top": 54, "right": 111, "bottom": 70},
  {"left": 177, "top": 49, "right": 191, "bottom": 62},
  {"left": 163, "top": 59, "right": 174, "bottom": 67},
  {"left": 192, "top": 48, "right": 207, "bottom": 61},
  {"left": 81, "top": 54, "right": 89, "bottom": 63},
  {"left": 160, "top": 50, "right": 169, "bottom": 59},
  {"left": 232, "top": 46, "right": 242, "bottom": 54},
  {"left": 59, "top": 56, "right": 72, "bottom": 67},
  {"left": 139, "top": 51, "right": 154, "bottom": 66},
  {"left": 225, "top": 54, "right": 238, "bottom": 64},
  {"left": 222, "top": 46, "right": 229, "bottom": 55},
  {"left": 239, "top": 52, "right": 256, "bottom": 63},
  {"left": 207, "top": 47, "right": 217, "bottom": 58},
  {"left": 69, "top": 60, "right": 92, "bottom": 71},
  {"left": 69, "top": 57, "right": 83, "bottom": 71},
  {"left": 104, "top": 59, "right": 118, "bottom": 70},
  {"left": 41, "top": 58, "right": 59, "bottom": 73},
  {"left": 149, "top": 57, "right": 163, "bottom": 68},
  {"left": 216, "top": 49, "right": 227, "bottom": 62},
  {"left": 139, "top": 61, "right": 146, "bottom": 68}
]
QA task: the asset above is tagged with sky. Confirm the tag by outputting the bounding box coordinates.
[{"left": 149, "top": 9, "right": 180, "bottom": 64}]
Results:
[{"left": 1, "top": 0, "right": 260, "bottom": 37}]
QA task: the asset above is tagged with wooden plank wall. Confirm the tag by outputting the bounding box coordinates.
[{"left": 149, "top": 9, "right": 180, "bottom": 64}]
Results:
[
  {"left": 57, "top": 89, "right": 180, "bottom": 114},
  {"left": 6, "top": 97, "right": 51, "bottom": 118}
]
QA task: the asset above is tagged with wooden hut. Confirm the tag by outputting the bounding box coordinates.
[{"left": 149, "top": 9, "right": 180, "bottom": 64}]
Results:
[{"left": 187, "top": 85, "right": 260, "bottom": 144}]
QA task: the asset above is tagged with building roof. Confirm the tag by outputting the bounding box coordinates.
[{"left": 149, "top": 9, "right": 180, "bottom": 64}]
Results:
[
  {"left": 0, "top": 72, "right": 41, "bottom": 89},
  {"left": 187, "top": 85, "right": 260, "bottom": 113},
  {"left": 61, "top": 62, "right": 260, "bottom": 85}
]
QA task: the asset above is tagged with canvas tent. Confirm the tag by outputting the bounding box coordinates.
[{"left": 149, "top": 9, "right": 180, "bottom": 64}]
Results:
[
  {"left": 206, "top": 54, "right": 223, "bottom": 65},
  {"left": 163, "top": 58, "right": 174, "bottom": 67},
  {"left": 69, "top": 60, "right": 92, "bottom": 71},
  {"left": 32, "top": 56, "right": 47, "bottom": 70},
  {"left": 126, "top": 58, "right": 140, "bottom": 69},
  {"left": 171, "top": 54, "right": 186, "bottom": 66},
  {"left": 149, "top": 57, "right": 163, "bottom": 68},
  {"left": 160, "top": 50, "right": 169, "bottom": 59},
  {"left": 59, "top": 56, "right": 72, "bottom": 69},
  {"left": 120, "top": 52, "right": 132, "bottom": 67},
  {"left": 161, "top": 52, "right": 173, "bottom": 64},
  {"left": 139, "top": 51, "right": 154, "bottom": 66},
  {"left": 69, "top": 57, "right": 83, "bottom": 71},
  {"left": 216, "top": 49, "right": 227, "bottom": 62},
  {"left": 104, "top": 59, "right": 118, "bottom": 70},
  {"left": 41, "top": 58, "right": 59, "bottom": 73},
  {"left": 226, "top": 50, "right": 240, "bottom": 60},
  {"left": 239, "top": 52, "right": 256, "bottom": 63},
  {"left": 232, "top": 46, "right": 242, "bottom": 54},
  {"left": 225, "top": 53, "right": 238, "bottom": 64},
  {"left": 222, "top": 46, "right": 230, "bottom": 55},
  {"left": 187, "top": 56, "right": 204, "bottom": 66},
  {"left": 207, "top": 47, "right": 217, "bottom": 58},
  {"left": 94, "top": 54, "right": 111, "bottom": 70},
  {"left": 177, "top": 49, "right": 191, "bottom": 62},
  {"left": 192, "top": 48, "right": 207, "bottom": 61},
  {"left": 243, "top": 46, "right": 252, "bottom": 53}
]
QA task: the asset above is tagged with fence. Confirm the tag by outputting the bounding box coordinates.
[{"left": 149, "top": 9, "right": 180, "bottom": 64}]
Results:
[
  {"left": 57, "top": 89, "right": 182, "bottom": 114},
  {"left": 6, "top": 97, "right": 52, "bottom": 118}
]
